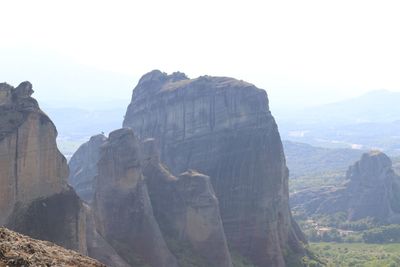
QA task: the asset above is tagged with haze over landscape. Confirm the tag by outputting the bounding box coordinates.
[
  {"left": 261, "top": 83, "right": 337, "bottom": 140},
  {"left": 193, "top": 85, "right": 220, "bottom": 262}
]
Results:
[
  {"left": 1, "top": 1, "right": 400, "bottom": 267},
  {"left": 2, "top": 0, "right": 400, "bottom": 108}
]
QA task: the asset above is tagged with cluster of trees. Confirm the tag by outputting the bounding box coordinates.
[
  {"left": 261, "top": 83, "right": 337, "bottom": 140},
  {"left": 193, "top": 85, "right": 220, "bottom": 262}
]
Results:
[
  {"left": 313, "top": 213, "right": 377, "bottom": 231},
  {"left": 306, "top": 224, "right": 400, "bottom": 244},
  {"left": 363, "top": 225, "right": 400, "bottom": 244}
]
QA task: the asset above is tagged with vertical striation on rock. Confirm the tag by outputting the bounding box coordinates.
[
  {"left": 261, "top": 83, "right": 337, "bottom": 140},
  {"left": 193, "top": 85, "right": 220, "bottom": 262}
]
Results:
[
  {"left": 0, "top": 82, "right": 87, "bottom": 254},
  {"left": 123, "top": 70, "right": 306, "bottom": 266},
  {"left": 69, "top": 134, "right": 107, "bottom": 202},
  {"left": 345, "top": 151, "right": 400, "bottom": 221},
  {"left": 84, "top": 204, "right": 131, "bottom": 267},
  {"left": 93, "top": 128, "right": 178, "bottom": 267},
  {"left": 142, "top": 138, "right": 233, "bottom": 267}
]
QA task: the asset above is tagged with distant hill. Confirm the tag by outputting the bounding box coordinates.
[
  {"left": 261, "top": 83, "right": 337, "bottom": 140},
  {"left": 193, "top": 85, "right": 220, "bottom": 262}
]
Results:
[
  {"left": 284, "top": 140, "right": 363, "bottom": 178},
  {"left": 279, "top": 89, "right": 400, "bottom": 126},
  {"left": 278, "top": 90, "right": 400, "bottom": 155}
]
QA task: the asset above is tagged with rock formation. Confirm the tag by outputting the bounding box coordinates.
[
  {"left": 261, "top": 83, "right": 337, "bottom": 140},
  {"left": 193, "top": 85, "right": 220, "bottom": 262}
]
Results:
[
  {"left": 93, "top": 128, "right": 178, "bottom": 267},
  {"left": 69, "top": 134, "right": 107, "bottom": 202},
  {"left": 84, "top": 205, "right": 130, "bottom": 267},
  {"left": 291, "top": 151, "right": 400, "bottom": 223},
  {"left": 142, "top": 138, "right": 232, "bottom": 267},
  {"left": 0, "top": 82, "right": 87, "bottom": 253},
  {"left": 123, "top": 70, "right": 306, "bottom": 266},
  {"left": 0, "top": 227, "right": 104, "bottom": 267},
  {"left": 69, "top": 133, "right": 233, "bottom": 266}
]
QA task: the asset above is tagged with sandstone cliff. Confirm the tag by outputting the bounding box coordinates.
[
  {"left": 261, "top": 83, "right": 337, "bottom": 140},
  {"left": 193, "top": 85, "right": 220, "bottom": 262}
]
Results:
[
  {"left": 0, "top": 82, "right": 87, "bottom": 253},
  {"left": 69, "top": 133, "right": 233, "bottom": 266},
  {"left": 84, "top": 204, "right": 131, "bottom": 267},
  {"left": 142, "top": 138, "right": 233, "bottom": 267},
  {"left": 123, "top": 70, "right": 306, "bottom": 266},
  {"left": 0, "top": 227, "right": 104, "bottom": 267},
  {"left": 69, "top": 134, "right": 107, "bottom": 202},
  {"left": 291, "top": 151, "right": 400, "bottom": 223},
  {"left": 93, "top": 128, "right": 178, "bottom": 267}
]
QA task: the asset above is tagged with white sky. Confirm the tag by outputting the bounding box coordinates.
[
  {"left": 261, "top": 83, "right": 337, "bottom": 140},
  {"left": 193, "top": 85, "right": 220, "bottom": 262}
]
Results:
[{"left": 1, "top": 0, "right": 400, "bottom": 110}]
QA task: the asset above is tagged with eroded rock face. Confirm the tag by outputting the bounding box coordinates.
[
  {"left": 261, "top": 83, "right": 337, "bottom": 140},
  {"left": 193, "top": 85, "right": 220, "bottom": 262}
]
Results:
[
  {"left": 0, "top": 82, "right": 87, "bottom": 254},
  {"left": 84, "top": 204, "right": 130, "bottom": 267},
  {"left": 123, "top": 70, "right": 306, "bottom": 266},
  {"left": 142, "top": 139, "right": 232, "bottom": 267},
  {"left": 69, "top": 134, "right": 107, "bottom": 202},
  {"left": 291, "top": 151, "right": 400, "bottom": 223},
  {"left": 6, "top": 187, "right": 87, "bottom": 253},
  {"left": 93, "top": 128, "right": 178, "bottom": 267}
]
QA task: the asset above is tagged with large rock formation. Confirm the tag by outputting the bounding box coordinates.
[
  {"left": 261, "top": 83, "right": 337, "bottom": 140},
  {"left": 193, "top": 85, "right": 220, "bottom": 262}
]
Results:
[
  {"left": 0, "top": 227, "right": 104, "bottom": 267},
  {"left": 69, "top": 134, "right": 107, "bottom": 202},
  {"left": 291, "top": 151, "right": 400, "bottom": 223},
  {"left": 93, "top": 128, "right": 178, "bottom": 267},
  {"left": 69, "top": 133, "right": 233, "bottom": 266},
  {"left": 0, "top": 82, "right": 87, "bottom": 253},
  {"left": 142, "top": 138, "right": 232, "bottom": 267},
  {"left": 123, "top": 70, "right": 306, "bottom": 266}
]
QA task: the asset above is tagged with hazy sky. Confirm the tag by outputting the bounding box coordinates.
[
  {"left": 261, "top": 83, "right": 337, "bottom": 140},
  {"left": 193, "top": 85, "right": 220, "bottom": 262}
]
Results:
[{"left": 1, "top": 0, "right": 400, "bottom": 111}]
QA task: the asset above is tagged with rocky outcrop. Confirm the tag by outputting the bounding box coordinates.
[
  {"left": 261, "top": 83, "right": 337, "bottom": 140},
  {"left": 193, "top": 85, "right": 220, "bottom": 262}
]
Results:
[
  {"left": 291, "top": 151, "right": 400, "bottom": 223},
  {"left": 68, "top": 133, "right": 233, "bottom": 266},
  {"left": 0, "top": 82, "right": 87, "bottom": 253},
  {"left": 84, "top": 205, "right": 130, "bottom": 267},
  {"left": 123, "top": 70, "right": 306, "bottom": 266},
  {"left": 142, "top": 138, "right": 232, "bottom": 267},
  {"left": 93, "top": 128, "right": 178, "bottom": 267},
  {"left": 0, "top": 227, "right": 104, "bottom": 267},
  {"left": 69, "top": 134, "right": 107, "bottom": 202}
]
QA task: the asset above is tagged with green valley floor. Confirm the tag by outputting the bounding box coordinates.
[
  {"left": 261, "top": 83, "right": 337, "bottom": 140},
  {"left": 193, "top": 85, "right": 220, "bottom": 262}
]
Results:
[{"left": 311, "top": 242, "right": 400, "bottom": 267}]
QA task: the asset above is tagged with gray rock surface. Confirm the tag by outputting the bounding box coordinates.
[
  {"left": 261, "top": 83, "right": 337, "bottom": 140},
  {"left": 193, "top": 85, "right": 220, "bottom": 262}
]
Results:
[
  {"left": 69, "top": 134, "right": 233, "bottom": 266},
  {"left": 84, "top": 204, "right": 130, "bottom": 267},
  {"left": 93, "top": 128, "right": 178, "bottom": 267},
  {"left": 291, "top": 151, "right": 400, "bottom": 223},
  {"left": 69, "top": 134, "right": 107, "bottom": 202},
  {"left": 142, "top": 138, "right": 233, "bottom": 267},
  {"left": 123, "top": 70, "right": 306, "bottom": 266}
]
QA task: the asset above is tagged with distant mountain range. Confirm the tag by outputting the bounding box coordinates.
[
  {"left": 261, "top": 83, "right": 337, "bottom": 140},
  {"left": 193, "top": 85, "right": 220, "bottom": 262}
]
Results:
[
  {"left": 52, "top": 89, "right": 400, "bottom": 159},
  {"left": 278, "top": 89, "right": 400, "bottom": 126},
  {"left": 277, "top": 90, "right": 400, "bottom": 155}
]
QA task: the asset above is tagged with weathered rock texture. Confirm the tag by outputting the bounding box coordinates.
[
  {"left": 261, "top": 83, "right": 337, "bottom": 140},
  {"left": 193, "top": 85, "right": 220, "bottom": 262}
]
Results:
[
  {"left": 69, "top": 133, "right": 233, "bottom": 266},
  {"left": 0, "top": 227, "right": 104, "bottom": 267},
  {"left": 93, "top": 128, "right": 178, "bottom": 267},
  {"left": 69, "top": 134, "right": 107, "bottom": 202},
  {"left": 291, "top": 151, "right": 400, "bottom": 223},
  {"left": 84, "top": 205, "right": 130, "bottom": 267},
  {"left": 142, "top": 138, "right": 232, "bottom": 267},
  {"left": 123, "top": 70, "right": 306, "bottom": 266},
  {"left": 0, "top": 82, "right": 87, "bottom": 253}
]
